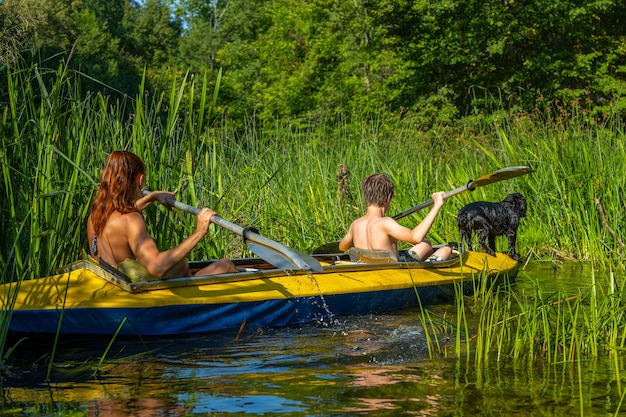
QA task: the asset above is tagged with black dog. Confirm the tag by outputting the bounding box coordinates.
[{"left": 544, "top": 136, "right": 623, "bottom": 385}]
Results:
[{"left": 457, "top": 193, "right": 527, "bottom": 261}]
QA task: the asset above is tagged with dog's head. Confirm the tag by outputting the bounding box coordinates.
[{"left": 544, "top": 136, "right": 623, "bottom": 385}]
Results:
[{"left": 502, "top": 193, "right": 527, "bottom": 217}]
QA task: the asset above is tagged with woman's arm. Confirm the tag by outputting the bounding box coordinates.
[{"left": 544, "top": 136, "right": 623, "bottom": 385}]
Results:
[
  {"left": 135, "top": 190, "right": 175, "bottom": 212},
  {"left": 127, "top": 208, "right": 214, "bottom": 278}
]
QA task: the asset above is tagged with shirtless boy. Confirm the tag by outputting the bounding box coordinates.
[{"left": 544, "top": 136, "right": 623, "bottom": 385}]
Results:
[
  {"left": 87, "top": 150, "right": 236, "bottom": 280},
  {"left": 338, "top": 173, "right": 452, "bottom": 262}
]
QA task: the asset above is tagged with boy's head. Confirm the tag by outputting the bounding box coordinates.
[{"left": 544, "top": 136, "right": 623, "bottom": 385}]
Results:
[{"left": 362, "top": 173, "right": 394, "bottom": 207}]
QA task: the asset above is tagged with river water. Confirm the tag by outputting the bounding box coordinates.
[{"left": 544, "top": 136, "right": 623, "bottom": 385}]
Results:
[{"left": 2, "top": 261, "right": 625, "bottom": 416}]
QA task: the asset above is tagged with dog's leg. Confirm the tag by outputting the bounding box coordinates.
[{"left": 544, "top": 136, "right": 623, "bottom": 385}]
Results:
[
  {"left": 507, "top": 232, "right": 521, "bottom": 261},
  {"left": 477, "top": 229, "right": 496, "bottom": 256},
  {"left": 488, "top": 235, "right": 496, "bottom": 252}
]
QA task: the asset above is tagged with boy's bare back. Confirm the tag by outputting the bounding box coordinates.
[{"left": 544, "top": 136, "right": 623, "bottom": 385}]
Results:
[{"left": 341, "top": 213, "right": 399, "bottom": 252}]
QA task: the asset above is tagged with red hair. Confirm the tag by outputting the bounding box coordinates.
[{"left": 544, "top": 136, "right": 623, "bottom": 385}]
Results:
[{"left": 90, "top": 151, "right": 146, "bottom": 236}]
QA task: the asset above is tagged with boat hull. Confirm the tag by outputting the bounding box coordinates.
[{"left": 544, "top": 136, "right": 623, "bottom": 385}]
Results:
[{"left": 0, "top": 251, "right": 518, "bottom": 336}]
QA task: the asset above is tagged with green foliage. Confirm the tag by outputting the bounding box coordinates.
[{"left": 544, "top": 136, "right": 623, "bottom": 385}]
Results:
[
  {"left": 468, "top": 267, "right": 626, "bottom": 365},
  {"left": 5, "top": 0, "right": 626, "bottom": 128},
  {"left": 207, "top": 0, "right": 626, "bottom": 126},
  {"left": 122, "top": 0, "right": 182, "bottom": 68},
  {"left": 2, "top": 0, "right": 182, "bottom": 98}
]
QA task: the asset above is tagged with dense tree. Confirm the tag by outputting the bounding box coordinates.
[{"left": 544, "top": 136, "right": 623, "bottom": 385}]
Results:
[
  {"left": 0, "top": 0, "right": 41, "bottom": 66},
  {"left": 3, "top": 0, "right": 625, "bottom": 126},
  {"left": 123, "top": 0, "right": 181, "bottom": 68},
  {"left": 366, "top": 0, "right": 626, "bottom": 114},
  {"left": 194, "top": 0, "right": 626, "bottom": 122},
  {"left": 1, "top": 0, "right": 182, "bottom": 96}
]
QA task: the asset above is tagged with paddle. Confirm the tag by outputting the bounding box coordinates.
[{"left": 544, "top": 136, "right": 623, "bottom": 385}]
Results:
[
  {"left": 142, "top": 190, "right": 323, "bottom": 272},
  {"left": 312, "top": 165, "right": 535, "bottom": 254}
]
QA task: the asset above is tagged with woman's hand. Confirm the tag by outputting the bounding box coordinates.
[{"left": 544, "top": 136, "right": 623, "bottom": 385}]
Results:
[
  {"left": 153, "top": 191, "right": 176, "bottom": 210},
  {"left": 196, "top": 208, "right": 217, "bottom": 236},
  {"left": 135, "top": 190, "right": 175, "bottom": 211}
]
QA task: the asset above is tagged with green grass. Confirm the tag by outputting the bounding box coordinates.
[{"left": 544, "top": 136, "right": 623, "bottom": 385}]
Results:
[
  {"left": 4, "top": 64, "right": 626, "bottom": 282},
  {"left": 409, "top": 264, "right": 626, "bottom": 414},
  {"left": 469, "top": 271, "right": 626, "bottom": 365}
]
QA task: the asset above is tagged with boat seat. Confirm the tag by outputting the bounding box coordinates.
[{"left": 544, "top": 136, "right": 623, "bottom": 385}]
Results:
[{"left": 348, "top": 248, "right": 398, "bottom": 264}]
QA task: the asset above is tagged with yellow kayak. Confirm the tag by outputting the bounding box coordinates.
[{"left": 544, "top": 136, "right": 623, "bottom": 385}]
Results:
[{"left": 0, "top": 250, "right": 518, "bottom": 336}]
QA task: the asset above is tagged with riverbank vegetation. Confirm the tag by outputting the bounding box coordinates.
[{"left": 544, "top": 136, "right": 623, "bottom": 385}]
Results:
[
  {"left": 413, "top": 266, "right": 626, "bottom": 414},
  {"left": 2, "top": 63, "right": 625, "bottom": 285},
  {"left": 423, "top": 268, "right": 626, "bottom": 363},
  {"left": 2, "top": 0, "right": 626, "bottom": 126}
]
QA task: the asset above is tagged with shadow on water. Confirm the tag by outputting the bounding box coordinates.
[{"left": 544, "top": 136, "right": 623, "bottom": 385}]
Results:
[{"left": 2, "top": 261, "right": 626, "bottom": 415}]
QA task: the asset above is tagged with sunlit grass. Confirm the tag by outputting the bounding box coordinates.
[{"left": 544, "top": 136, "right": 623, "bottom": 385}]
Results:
[
  {"left": 4, "top": 65, "right": 626, "bottom": 282},
  {"left": 416, "top": 264, "right": 626, "bottom": 394},
  {"left": 401, "top": 261, "right": 626, "bottom": 416}
]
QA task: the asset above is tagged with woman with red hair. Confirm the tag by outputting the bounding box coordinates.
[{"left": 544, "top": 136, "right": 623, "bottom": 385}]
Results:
[{"left": 87, "top": 150, "right": 236, "bottom": 281}]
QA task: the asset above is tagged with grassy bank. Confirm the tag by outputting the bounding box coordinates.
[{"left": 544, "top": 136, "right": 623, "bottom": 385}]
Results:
[{"left": 3, "top": 64, "right": 625, "bottom": 286}]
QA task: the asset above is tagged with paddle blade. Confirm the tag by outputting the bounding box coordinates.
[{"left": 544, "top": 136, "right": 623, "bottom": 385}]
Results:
[
  {"left": 312, "top": 241, "right": 341, "bottom": 255},
  {"left": 249, "top": 243, "right": 323, "bottom": 272},
  {"left": 470, "top": 166, "right": 535, "bottom": 189},
  {"left": 246, "top": 243, "right": 300, "bottom": 270}
]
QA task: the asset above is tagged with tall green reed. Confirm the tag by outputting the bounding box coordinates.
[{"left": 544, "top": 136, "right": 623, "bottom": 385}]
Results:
[
  {"left": 439, "top": 267, "right": 626, "bottom": 367},
  {"left": 410, "top": 263, "right": 626, "bottom": 414},
  {"left": 5, "top": 64, "right": 626, "bottom": 282}
]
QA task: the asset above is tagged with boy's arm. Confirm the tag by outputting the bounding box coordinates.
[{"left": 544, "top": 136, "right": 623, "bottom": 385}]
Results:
[
  {"left": 338, "top": 224, "right": 354, "bottom": 252},
  {"left": 385, "top": 192, "right": 446, "bottom": 244}
]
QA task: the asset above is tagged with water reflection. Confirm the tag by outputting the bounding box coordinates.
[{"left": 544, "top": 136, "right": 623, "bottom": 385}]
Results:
[
  {"left": 88, "top": 398, "right": 186, "bottom": 417},
  {"left": 517, "top": 260, "right": 618, "bottom": 295},
  {"left": 345, "top": 364, "right": 439, "bottom": 414}
]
